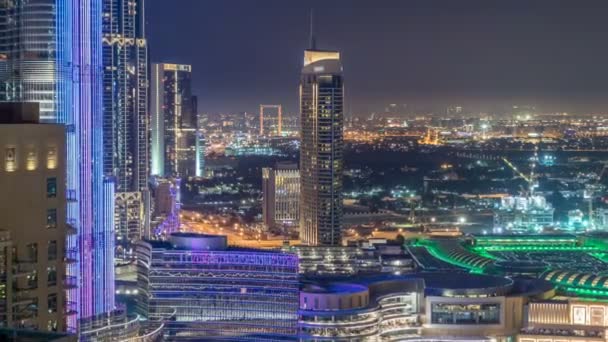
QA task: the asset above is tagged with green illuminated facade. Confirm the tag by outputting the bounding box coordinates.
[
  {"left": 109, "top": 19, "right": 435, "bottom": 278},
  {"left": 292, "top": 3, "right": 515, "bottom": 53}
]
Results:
[{"left": 411, "top": 234, "right": 608, "bottom": 299}]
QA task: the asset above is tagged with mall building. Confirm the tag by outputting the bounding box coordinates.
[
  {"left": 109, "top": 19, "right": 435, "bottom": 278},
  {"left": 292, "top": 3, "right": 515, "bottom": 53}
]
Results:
[
  {"left": 519, "top": 299, "right": 608, "bottom": 342},
  {"left": 299, "top": 272, "right": 554, "bottom": 341}
]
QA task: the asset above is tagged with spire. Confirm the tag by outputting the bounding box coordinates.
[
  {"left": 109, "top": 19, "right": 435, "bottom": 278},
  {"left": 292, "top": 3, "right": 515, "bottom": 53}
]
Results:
[{"left": 309, "top": 9, "right": 316, "bottom": 50}]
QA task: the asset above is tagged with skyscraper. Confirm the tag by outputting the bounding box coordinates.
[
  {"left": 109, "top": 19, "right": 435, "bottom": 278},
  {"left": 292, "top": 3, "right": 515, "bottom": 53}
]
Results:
[
  {"left": 0, "top": 0, "right": 116, "bottom": 335},
  {"left": 299, "top": 35, "right": 344, "bottom": 246},
  {"left": 150, "top": 63, "right": 197, "bottom": 178},
  {"left": 102, "top": 0, "right": 150, "bottom": 243}
]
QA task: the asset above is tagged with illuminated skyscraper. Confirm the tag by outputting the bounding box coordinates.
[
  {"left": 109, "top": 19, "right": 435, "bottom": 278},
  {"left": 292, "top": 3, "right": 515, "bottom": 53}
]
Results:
[
  {"left": 0, "top": 0, "right": 116, "bottom": 335},
  {"left": 102, "top": 0, "right": 149, "bottom": 243},
  {"left": 299, "top": 34, "right": 344, "bottom": 246},
  {"left": 150, "top": 63, "right": 197, "bottom": 178}
]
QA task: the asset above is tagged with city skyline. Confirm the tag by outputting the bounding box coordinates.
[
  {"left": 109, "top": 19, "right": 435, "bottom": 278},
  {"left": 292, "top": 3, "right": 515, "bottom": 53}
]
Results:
[
  {"left": 148, "top": 0, "right": 608, "bottom": 115},
  {"left": 3, "top": 1, "right": 608, "bottom": 341}
]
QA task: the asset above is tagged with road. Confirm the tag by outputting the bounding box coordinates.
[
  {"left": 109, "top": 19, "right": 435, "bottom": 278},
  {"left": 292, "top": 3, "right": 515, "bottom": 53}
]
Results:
[{"left": 180, "top": 210, "right": 297, "bottom": 249}]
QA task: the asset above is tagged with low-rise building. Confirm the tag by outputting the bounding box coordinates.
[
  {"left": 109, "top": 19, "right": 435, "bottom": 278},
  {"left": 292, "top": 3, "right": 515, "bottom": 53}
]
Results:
[{"left": 135, "top": 233, "right": 300, "bottom": 341}]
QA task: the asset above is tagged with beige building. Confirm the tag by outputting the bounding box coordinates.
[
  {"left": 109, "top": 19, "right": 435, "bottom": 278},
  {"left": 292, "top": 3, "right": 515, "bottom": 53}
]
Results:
[
  {"left": 519, "top": 300, "right": 608, "bottom": 342},
  {"left": 0, "top": 103, "right": 69, "bottom": 332},
  {"left": 262, "top": 163, "right": 300, "bottom": 231}
]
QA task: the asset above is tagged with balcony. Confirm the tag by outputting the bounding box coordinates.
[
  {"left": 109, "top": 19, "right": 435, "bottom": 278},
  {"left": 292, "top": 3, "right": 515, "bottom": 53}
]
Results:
[
  {"left": 12, "top": 293, "right": 36, "bottom": 306},
  {"left": 12, "top": 263, "right": 35, "bottom": 277},
  {"left": 63, "top": 276, "right": 78, "bottom": 289},
  {"left": 64, "top": 248, "right": 78, "bottom": 264},
  {"left": 66, "top": 189, "right": 77, "bottom": 202},
  {"left": 64, "top": 301, "right": 77, "bottom": 316},
  {"left": 66, "top": 219, "right": 77, "bottom": 235}
]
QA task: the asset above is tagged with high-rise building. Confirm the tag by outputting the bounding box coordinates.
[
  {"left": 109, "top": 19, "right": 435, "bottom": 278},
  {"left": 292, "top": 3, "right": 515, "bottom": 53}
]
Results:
[
  {"left": 0, "top": 2, "right": 117, "bottom": 336},
  {"left": 195, "top": 130, "right": 206, "bottom": 177},
  {"left": 102, "top": 0, "right": 150, "bottom": 244},
  {"left": 0, "top": 104, "right": 68, "bottom": 332},
  {"left": 150, "top": 63, "right": 197, "bottom": 178},
  {"left": 135, "top": 233, "right": 299, "bottom": 340},
  {"left": 262, "top": 163, "right": 300, "bottom": 230},
  {"left": 299, "top": 36, "right": 344, "bottom": 246}
]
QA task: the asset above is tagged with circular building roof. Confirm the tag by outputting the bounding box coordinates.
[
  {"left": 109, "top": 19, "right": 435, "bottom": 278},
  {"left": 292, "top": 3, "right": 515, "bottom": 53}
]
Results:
[
  {"left": 414, "top": 272, "right": 514, "bottom": 297},
  {"left": 301, "top": 283, "right": 368, "bottom": 295}
]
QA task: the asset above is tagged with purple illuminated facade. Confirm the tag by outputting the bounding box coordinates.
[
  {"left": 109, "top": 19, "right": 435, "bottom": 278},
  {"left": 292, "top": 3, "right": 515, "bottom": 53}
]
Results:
[
  {"left": 1, "top": 0, "right": 115, "bottom": 334},
  {"left": 135, "top": 233, "right": 300, "bottom": 340}
]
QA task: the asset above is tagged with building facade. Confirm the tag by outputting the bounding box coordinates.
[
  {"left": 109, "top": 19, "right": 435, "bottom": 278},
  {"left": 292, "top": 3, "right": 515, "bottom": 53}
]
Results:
[
  {"left": 299, "top": 278, "right": 422, "bottom": 341},
  {"left": 0, "top": 105, "right": 68, "bottom": 332},
  {"left": 299, "top": 47, "right": 344, "bottom": 246},
  {"left": 0, "top": 1, "right": 117, "bottom": 335},
  {"left": 519, "top": 300, "right": 608, "bottom": 342},
  {"left": 494, "top": 195, "right": 554, "bottom": 232},
  {"left": 102, "top": 0, "right": 150, "bottom": 244},
  {"left": 262, "top": 163, "right": 300, "bottom": 230},
  {"left": 149, "top": 177, "right": 181, "bottom": 238},
  {"left": 135, "top": 233, "right": 300, "bottom": 340},
  {"left": 150, "top": 63, "right": 197, "bottom": 178}
]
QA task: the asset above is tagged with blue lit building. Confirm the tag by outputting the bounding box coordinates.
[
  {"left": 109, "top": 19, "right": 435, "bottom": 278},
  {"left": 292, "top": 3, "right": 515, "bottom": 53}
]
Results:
[
  {"left": 0, "top": 0, "right": 116, "bottom": 335},
  {"left": 102, "top": 0, "right": 150, "bottom": 244},
  {"left": 135, "top": 233, "right": 300, "bottom": 340}
]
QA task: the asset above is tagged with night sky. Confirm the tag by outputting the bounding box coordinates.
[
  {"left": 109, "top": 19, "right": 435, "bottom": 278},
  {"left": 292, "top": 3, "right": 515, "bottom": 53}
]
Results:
[{"left": 147, "top": 0, "right": 608, "bottom": 115}]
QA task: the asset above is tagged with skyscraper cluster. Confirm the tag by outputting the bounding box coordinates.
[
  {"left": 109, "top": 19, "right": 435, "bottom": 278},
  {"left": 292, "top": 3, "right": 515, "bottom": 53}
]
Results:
[
  {"left": 0, "top": 1, "right": 350, "bottom": 340},
  {"left": 0, "top": 0, "right": 114, "bottom": 336},
  {"left": 0, "top": 0, "right": 196, "bottom": 338}
]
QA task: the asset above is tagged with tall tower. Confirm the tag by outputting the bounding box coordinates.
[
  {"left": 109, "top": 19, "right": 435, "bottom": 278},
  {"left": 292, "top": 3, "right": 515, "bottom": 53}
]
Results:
[
  {"left": 150, "top": 63, "right": 197, "bottom": 178},
  {"left": 299, "top": 22, "right": 344, "bottom": 246},
  {"left": 102, "top": 0, "right": 149, "bottom": 243},
  {"left": 0, "top": 0, "right": 115, "bottom": 334}
]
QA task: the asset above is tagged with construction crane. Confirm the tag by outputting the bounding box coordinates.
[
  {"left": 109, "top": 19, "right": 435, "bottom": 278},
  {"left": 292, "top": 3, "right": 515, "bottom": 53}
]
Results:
[
  {"left": 502, "top": 149, "right": 539, "bottom": 196},
  {"left": 586, "top": 163, "right": 608, "bottom": 229}
]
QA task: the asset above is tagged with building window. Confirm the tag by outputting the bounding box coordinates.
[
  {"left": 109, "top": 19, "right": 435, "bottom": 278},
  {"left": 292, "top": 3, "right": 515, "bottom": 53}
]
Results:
[
  {"left": 431, "top": 303, "right": 501, "bottom": 325},
  {"left": 46, "top": 177, "right": 57, "bottom": 198},
  {"left": 47, "top": 319, "right": 58, "bottom": 332},
  {"left": 47, "top": 266, "right": 57, "bottom": 287},
  {"left": 5, "top": 147, "right": 16, "bottom": 172},
  {"left": 26, "top": 243, "right": 37, "bottom": 262},
  {"left": 27, "top": 270, "right": 38, "bottom": 289},
  {"left": 46, "top": 147, "right": 57, "bottom": 170},
  {"left": 26, "top": 149, "right": 37, "bottom": 171},
  {"left": 46, "top": 209, "right": 57, "bottom": 229},
  {"left": 47, "top": 294, "right": 57, "bottom": 313},
  {"left": 48, "top": 241, "right": 57, "bottom": 261}
]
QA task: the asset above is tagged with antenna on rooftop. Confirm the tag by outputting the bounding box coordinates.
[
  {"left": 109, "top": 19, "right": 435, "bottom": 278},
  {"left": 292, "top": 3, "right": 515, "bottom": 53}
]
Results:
[{"left": 309, "top": 9, "right": 316, "bottom": 50}]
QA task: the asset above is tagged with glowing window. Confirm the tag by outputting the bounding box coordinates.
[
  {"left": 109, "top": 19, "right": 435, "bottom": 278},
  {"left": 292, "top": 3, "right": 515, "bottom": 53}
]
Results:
[
  {"left": 46, "top": 147, "right": 57, "bottom": 170},
  {"left": 5, "top": 147, "right": 16, "bottom": 172},
  {"left": 26, "top": 149, "right": 37, "bottom": 171}
]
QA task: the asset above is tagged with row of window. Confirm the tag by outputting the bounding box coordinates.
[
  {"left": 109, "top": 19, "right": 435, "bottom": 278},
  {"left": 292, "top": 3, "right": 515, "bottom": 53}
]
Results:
[
  {"left": 20, "top": 241, "right": 59, "bottom": 262},
  {"left": 4, "top": 146, "right": 58, "bottom": 172}
]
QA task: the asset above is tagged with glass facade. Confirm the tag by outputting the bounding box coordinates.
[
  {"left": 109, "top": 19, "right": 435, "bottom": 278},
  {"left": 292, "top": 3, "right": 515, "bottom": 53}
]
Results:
[
  {"left": 299, "top": 50, "right": 344, "bottom": 246},
  {"left": 150, "top": 63, "right": 197, "bottom": 178},
  {"left": 135, "top": 240, "right": 300, "bottom": 340},
  {"left": 431, "top": 303, "right": 501, "bottom": 325},
  {"left": 102, "top": 0, "right": 149, "bottom": 243}
]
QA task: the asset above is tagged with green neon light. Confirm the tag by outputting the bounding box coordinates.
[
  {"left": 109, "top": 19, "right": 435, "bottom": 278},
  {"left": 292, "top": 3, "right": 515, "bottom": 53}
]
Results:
[
  {"left": 564, "top": 286, "right": 608, "bottom": 298},
  {"left": 475, "top": 246, "right": 600, "bottom": 252},
  {"left": 413, "top": 240, "right": 486, "bottom": 273}
]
